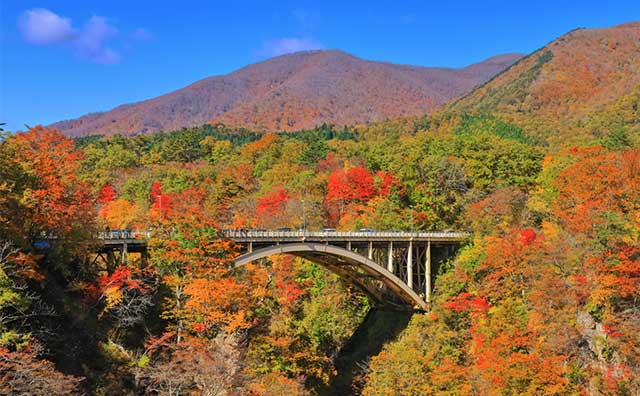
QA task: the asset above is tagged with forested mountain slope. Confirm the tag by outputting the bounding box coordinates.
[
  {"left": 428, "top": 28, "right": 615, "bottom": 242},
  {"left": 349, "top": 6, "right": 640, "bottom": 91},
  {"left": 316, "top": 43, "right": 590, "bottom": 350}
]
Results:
[
  {"left": 51, "top": 50, "right": 521, "bottom": 137},
  {"left": 448, "top": 22, "right": 640, "bottom": 146}
]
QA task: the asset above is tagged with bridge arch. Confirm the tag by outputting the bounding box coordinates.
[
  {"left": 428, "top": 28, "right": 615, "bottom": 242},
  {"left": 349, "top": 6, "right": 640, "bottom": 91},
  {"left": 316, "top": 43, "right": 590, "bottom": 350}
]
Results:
[{"left": 233, "top": 243, "right": 426, "bottom": 309}]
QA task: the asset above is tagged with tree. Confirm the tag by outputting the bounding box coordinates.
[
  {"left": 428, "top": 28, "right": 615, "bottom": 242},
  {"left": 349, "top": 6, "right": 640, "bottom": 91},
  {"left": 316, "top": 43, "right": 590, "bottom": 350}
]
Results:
[
  {"left": 202, "top": 136, "right": 234, "bottom": 166},
  {"left": 0, "top": 343, "right": 83, "bottom": 396},
  {"left": 466, "top": 187, "right": 528, "bottom": 236},
  {"left": 146, "top": 186, "right": 257, "bottom": 344},
  {"left": 99, "top": 198, "right": 143, "bottom": 229},
  {"left": 325, "top": 166, "right": 377, "bottom": 224},
  {"left": 151, "top": 181, "right": 172, "bottom": 212},
  {"left": 160, "top": 128, "right": 205, "bottom": 163},
  {"left": 0, "top": 240, "right": 48, "bottom": 349},
  {"left": 0, "top": 126, "right": 95, "bottom": 251},
  {"left": 255, "top": 187, "right": 291, "bottom": 228},
  {"left": 138, "top": 335, "right": 244, "bottom": 396},
  {"left": 97, "top": 184, "right": 118, "bottom": 204},
  {"left": 248, "top": 372, "right": 307, "bottom": 396},
  {"left": 88, "top": 265, "right": 157, "bottom": 329},
  {"left": 181, "top": 276, "right": 253, "bottom": 334}
]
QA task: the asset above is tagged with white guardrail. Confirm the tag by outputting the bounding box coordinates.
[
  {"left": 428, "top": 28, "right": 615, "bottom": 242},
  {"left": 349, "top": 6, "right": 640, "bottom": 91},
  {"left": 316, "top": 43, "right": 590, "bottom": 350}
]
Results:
[
  {"left": 96, "top": 229, "right": 469, "bottom": 241},
  {"left": 97, "top": 230, "right": 151, "bottom": 240},
  {"left": 221, "top": 229, "right": 469, "bottom": 240}
]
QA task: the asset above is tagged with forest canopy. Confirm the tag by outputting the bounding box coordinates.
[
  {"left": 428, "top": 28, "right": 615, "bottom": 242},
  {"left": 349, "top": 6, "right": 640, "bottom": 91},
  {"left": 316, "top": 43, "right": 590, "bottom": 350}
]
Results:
[{"left": 1, "top": 102, "right": 638, "bottom": 395}]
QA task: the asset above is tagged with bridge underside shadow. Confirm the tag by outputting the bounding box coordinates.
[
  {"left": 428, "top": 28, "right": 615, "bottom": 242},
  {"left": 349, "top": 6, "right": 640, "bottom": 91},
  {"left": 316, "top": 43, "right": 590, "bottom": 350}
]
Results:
[{"left": 234, "top": 243, "right": 427, "bottom": 309}]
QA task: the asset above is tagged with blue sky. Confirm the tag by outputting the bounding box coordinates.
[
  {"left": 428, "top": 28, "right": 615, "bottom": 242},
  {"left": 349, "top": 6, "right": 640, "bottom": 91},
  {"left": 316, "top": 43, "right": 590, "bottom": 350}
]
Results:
[{"left": 1, "top": 0, "right": 639, "bottom": 132}]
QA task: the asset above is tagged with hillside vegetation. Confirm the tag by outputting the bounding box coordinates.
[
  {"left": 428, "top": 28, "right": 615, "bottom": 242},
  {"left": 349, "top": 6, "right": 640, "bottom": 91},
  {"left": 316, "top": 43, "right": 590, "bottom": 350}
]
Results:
[{"left": 450, "top": 22, "right": 640, "bottom": 146}]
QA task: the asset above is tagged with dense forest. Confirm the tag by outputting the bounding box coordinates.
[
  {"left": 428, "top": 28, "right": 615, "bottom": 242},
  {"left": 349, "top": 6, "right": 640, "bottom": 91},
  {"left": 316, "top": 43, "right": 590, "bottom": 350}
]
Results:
[{"left": 1, "top": 22, "right": 640, "bottom": 396}]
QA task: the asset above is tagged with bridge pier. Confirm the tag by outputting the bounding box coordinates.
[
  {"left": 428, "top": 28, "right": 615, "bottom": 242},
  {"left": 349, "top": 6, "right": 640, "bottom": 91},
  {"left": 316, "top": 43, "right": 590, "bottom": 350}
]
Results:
[
  {"left": 426, "top": 240, "right": 431, "bottom": 303},
  {"left": 141, "top": 250, "right": 150, "bottom": 266},
  {"left": 406, "top": 240, "right": 413, "bottom": 289},
  {"left": 121, "top": 242, "right": 128, "bottom": 265}
]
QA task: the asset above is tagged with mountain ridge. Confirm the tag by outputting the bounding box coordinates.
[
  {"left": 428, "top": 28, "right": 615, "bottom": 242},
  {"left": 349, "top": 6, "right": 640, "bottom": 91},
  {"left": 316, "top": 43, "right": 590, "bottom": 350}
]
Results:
[{"left": 52, "top": 50, "right": 523, "bottom": 136}]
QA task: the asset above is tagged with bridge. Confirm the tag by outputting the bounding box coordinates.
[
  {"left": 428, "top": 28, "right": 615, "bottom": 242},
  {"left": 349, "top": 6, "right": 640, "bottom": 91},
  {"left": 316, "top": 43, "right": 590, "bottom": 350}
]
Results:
[
  {"left": 92, "top": 230, "right": 150, "bottom": 270},
  {"left": 94, "top": 229, "right": 468, "bottom": 309}
]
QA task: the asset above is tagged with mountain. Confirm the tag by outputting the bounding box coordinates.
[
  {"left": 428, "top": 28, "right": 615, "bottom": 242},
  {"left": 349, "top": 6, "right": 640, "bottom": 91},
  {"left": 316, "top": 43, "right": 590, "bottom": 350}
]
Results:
[
  {"left": 448, "top": 22, "right": 640, "bottom": 146},
  {"left": 52, "top": 50, "right": 522, "bottom": 137}
]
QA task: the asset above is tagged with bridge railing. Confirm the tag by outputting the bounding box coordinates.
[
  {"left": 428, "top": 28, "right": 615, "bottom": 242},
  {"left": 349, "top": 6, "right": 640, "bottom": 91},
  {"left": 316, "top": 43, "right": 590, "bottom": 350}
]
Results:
[
  {"left": 95, "top": 229, "right": 469, "bottom": 241},
  {"left": 221, "top": 229, "right": 469, "bottom": 240},
  {"left": 97, "top": 230, "right": 151, "bottom": 240}
]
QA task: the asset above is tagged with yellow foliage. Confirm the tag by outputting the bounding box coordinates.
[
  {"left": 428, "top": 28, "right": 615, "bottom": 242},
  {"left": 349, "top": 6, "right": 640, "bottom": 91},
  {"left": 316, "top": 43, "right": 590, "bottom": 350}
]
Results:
[
  {"left": 541, "top": 221, "right": 561, "bottom": 242},
  {"left": 99, "top": 198, "right": 142, "bottom": 229},
  {"left": 101, "top": 286, "right": 123, "bottom": 317}
]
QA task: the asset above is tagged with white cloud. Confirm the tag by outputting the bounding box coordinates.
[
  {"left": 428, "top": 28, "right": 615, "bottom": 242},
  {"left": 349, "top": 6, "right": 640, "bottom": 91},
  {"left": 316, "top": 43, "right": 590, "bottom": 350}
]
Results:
[
  {"left": 259, "top": 37, "right": 324, "bottom": 57},
  {"left": 18, "top": 8, "right": 75, "bottom": 45},
  {"left": 73, "top": 16, "right": 120, "bottom": 64},
  {"left": 132, "top": 28, "right": 153, "bottom": 41},
  {"left": 17, "top": 8, "right": 150, "bottom": 65}
]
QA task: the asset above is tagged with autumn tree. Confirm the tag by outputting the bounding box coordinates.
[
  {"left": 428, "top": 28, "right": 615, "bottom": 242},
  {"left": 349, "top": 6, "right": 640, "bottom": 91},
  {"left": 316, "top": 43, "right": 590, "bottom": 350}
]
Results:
[
  {"left": 325, "top": 166, "right": 379, "bottom": 225},
  {"left": 0, "top": 240, "right": 49, "bottom": 349},
  {"left": 97, "top": 184, "right": 118, "bottom": 204},
  {"left": 0, "top": 126, "right": 95, "bottom": 252},
  {"left": 138, "top": 334, "right": 244, "bottom": 396},
  {"left": 0, "top": 343, "right": 83, "bottom": 396},
  {"left": 255, "top": 186, "right": 291, "bottom": 228},
  {"left": 99, "top": 198, "right": 143, "bottom": 229}
]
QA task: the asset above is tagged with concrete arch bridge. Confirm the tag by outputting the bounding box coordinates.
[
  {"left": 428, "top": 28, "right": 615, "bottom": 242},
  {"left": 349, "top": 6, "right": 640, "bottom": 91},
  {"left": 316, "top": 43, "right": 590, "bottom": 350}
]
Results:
[{"left": 95, "top": 229, "right": 468, "bottom": 310}]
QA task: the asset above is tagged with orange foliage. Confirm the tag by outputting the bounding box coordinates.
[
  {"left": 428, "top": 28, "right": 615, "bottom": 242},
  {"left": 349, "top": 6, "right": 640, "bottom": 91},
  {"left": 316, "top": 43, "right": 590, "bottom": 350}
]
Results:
[
  {"left": 99, "top": 198, "right": 141, "bottom": 229},
  {"left": 444, "top": 292, "right": 490, "bottom": 314},
  {"left": 271, "top": 255, "right": 309, "bottom": 308},
  {"left": 554, "top": 147, "right": 640, "bottom": 235},
  {"left": 5, "top": 126, "right": 94, "bottom": 240},
  {"left": 325, "top": 166, "right": 380, "bottom": 224},
  {"left": 374, "top": 171, "right": 403, "bottom": 197},
  {"left": 182, "top": 277, "right": 253, "bottom": 333},
  {"left": 248, "top": 372, "right": 307, "bottom": 396}
]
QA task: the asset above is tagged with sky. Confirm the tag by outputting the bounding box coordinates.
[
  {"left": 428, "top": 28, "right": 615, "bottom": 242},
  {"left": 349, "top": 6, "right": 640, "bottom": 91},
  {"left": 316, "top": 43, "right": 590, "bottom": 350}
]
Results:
[{"left": 1, "top": 0, "right": 639, "bottom": 132}]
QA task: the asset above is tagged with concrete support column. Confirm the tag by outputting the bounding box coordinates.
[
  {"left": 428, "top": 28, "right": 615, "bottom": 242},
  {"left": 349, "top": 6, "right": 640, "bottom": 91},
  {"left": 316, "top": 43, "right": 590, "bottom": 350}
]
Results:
[
  {"left": 426, "top": 240, "right": 431, "bottom": 303},
  {"left": 387, "top": 241, "right": 393, "bottom": 273},
  {"left": 407, "top": 240, "right": 413, "bottom": 289},
  {"left": 248, "top": 242, "right": 253, "bottom": 253},
  {"left": 347, "top": 240, "right": 352, "bottom": 251},
  {"left": 368, "top": 241, "right": 373, "bottom": 260},
  {"left": 121, "top": 243, "right": 128, "bottom": 265},
  {"left": 141, "top": 250, "right": 149, "bottom": 266},
  {"left": 106, "top": 251, "right": 115, "bottom": 272}
]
